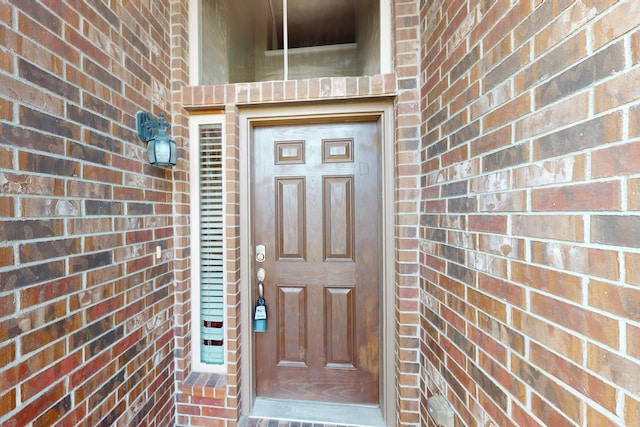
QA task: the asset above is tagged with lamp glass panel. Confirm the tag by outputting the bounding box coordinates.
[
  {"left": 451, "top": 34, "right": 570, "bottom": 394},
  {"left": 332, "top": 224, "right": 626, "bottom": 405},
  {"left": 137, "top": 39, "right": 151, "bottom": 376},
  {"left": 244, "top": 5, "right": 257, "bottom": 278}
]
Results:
[
  {"left": 154, "top": 139, "right": 172, "bottom": 164},
  {"left": 147, "top": 140, "right": 157, "bottom": 164},
  {"left": 169, "top": 140, "right": 178, "bottom": 165}
]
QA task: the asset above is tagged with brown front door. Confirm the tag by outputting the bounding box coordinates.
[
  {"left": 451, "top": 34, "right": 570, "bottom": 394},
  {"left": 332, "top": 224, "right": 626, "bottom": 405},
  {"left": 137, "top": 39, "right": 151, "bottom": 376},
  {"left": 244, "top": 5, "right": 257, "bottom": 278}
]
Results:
[{"left": 252, "top": 120, "right": 381, "bottom": 404}]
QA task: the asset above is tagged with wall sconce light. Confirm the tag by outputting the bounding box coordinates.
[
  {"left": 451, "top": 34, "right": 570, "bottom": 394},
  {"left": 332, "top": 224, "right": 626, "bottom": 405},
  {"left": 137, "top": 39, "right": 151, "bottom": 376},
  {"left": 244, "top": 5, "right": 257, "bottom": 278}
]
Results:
[{"left": 136, "top": 111, "right": 178, "bottom": 166}]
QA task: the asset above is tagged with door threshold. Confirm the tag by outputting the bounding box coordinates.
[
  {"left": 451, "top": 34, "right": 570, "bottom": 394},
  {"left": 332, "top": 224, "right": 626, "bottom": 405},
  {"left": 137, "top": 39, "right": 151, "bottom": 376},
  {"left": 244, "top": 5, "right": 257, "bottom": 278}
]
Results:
[{"left": 250, "top": 397, "right": 386, "bottom": 427}]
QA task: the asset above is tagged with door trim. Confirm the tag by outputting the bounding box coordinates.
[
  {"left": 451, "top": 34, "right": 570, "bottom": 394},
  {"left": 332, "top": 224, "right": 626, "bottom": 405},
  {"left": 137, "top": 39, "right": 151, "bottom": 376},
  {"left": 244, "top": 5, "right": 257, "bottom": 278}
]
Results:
[{"left": 239, "top": 101, "right": 395, "bottom": 426}]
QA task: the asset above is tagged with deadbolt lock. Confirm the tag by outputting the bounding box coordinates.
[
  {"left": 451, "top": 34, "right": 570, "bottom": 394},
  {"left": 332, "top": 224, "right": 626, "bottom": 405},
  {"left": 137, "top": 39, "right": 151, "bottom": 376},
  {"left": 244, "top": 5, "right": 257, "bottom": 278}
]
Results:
[{"left": 256, "top": 244, "right": 266, "bottom": 262}]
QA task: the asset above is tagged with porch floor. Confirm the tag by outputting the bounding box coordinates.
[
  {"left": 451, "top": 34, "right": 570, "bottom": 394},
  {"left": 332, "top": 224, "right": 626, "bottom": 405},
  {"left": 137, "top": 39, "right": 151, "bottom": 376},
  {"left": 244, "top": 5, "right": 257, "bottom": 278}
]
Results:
[
  {"left": 242, "top": 398, "right": 386, "bottom": 427},
  {"left": 241, "top": 421, "right": 354, "bottom": 427}
]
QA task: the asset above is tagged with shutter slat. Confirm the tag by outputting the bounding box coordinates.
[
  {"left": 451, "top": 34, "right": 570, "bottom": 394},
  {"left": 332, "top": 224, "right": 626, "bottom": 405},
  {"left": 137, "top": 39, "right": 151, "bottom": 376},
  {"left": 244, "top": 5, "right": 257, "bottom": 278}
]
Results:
[{"left": 199, "top": 123, "right": 225, "bottom": 365}]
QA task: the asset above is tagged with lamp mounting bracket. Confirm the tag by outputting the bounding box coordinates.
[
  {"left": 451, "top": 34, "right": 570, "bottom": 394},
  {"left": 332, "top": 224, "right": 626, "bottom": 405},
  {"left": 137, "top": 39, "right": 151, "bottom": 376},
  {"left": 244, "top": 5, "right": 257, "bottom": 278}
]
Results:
[{"left": 137, "top": 111, "right": 171, "bottom": 142}]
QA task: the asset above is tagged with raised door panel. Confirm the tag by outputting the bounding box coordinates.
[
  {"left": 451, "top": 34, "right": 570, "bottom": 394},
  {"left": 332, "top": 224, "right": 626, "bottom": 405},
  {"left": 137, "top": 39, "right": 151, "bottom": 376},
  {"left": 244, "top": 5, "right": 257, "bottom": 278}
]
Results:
[
  {"left": 323, "top": 176, "right": 354, "bottom": 261},
  {"left": 277, "top": 285, "right": 307, "bottom": 366},
  {"left": 276, "top": 177, "right": 306, "bottom": 260},
  {"left": 325, "top": 287, "right": 355, "bottom": 368}
]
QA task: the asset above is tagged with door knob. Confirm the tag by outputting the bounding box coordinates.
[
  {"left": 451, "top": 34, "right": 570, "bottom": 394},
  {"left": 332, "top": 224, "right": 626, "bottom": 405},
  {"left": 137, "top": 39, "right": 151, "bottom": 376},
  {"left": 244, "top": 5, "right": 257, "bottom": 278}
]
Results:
[{"left": 257, "top": 268, "right": 266, "bottom": 299}]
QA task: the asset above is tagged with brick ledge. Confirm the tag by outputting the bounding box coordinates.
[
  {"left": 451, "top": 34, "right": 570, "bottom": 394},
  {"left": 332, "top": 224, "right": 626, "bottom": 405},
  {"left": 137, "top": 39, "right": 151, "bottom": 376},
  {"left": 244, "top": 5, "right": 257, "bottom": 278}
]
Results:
[{"left": 181, "top": 372, "right": 227, "bottom": 399}]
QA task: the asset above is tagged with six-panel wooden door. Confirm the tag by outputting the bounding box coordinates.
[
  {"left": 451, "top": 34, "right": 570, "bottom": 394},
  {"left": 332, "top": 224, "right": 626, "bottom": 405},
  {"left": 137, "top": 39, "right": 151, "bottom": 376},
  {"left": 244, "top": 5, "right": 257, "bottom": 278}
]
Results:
[{"left": 252, "top": 121, "right": 381, "bottom": 404}]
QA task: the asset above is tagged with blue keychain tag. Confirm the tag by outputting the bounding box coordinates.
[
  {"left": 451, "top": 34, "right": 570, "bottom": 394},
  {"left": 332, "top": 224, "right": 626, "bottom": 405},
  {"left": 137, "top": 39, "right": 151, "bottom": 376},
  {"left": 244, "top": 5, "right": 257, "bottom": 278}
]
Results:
[{"left": 254, "top": 297, "right": 267, "bottom": 332}]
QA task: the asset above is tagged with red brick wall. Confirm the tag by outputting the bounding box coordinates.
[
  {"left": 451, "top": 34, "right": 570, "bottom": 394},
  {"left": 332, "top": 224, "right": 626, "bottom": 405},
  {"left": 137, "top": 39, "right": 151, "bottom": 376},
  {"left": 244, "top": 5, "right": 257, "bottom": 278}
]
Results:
[
  {"left": 176, "top": 1, "right": 424, "bottom": 425},
  {"left": 0, "top": 1, "right": 186, "bottom": 425},
  {"left": 420, "top": 1, "right": 640, "bottom": 426},
  {"left": 393, "top": 0, "right": 423, "bottom": 425}
]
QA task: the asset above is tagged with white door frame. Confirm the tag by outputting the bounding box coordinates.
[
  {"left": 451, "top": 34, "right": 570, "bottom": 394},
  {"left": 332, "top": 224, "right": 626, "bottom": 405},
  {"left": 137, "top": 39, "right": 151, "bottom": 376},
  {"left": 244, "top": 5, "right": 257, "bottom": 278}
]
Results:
[{"left": 239, "top": 101, "right": 396, "bottom": 425}]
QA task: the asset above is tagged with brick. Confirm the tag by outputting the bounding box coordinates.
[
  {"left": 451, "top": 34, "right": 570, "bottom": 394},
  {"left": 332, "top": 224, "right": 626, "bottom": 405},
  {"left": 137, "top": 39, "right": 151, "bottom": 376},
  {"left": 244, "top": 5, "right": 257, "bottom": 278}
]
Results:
[
  {"left": 628, "top": 323, "right": 640, "bottom": 360},
  {"left": 67, "top": 180, "right": 112, "bottom": 199},
  {"left": 511, "top": 261, "right": 583, "bottom": 302},
  {"left": 469, "top": 363, "right": 508, "bottom": 412},
  {"left": 478, "top": 274, "right": 525, "bottom": 308},
  {"left": 534, "top": 112, "right": 622, "bottom": 161},
  {"left": 18, "top": 58, "right": 79, "bottom": 102},
  {"left": 11, "top": 0, "right": 61, "bottom": 34},
  {"left": 0, "top": 341, "right": 14, "bottom": 371},
  {"left": 0, "top": 123, "right": 65, "bottom": 156},
  {"left": 479, "top": 189, "right": 526, "bottom": 212},
  {"left": 512, "top": 352, "right": 584, "bottom": 425},
  {"left": 19, "top": 238, "right": 81, "bottom": 263},
  {"left": 532, "top": 291, "right": 619, "bottom": 348},
  {"left": 33, "top": 395, "right": 72, "bottom": 427},
  {"left": 18, "top": 151, "right": 79, "bottom": 177},
  {"left": 20, "top": 276, "right": 82, "bottom": 308},
  {"left": 468, "top": 214, "right": 507, "bottom": 233},
  {"left": 592, "top": 140, "right": 640, "bottom": 178},
  {"left": 20, "top": 198, "right": 80, "bottom": 217},
  {"left": 483, "top": 92, "right": 531, "bottom": 132},
  {"left": 0, "top": 96, "right": 12, "bottom": 121},
  {"left": 438, "top": 139, "right": 465, "bottom": 166},
  {"left": 85, "top": 233, "right": 122, "bottom": 252},
  {"left": 632, "top": 104, "right": 640, "bottom": 138},
  {"left": 83, "top": 57, "right": 122, "bottom": 92},
  {"left": 532, "top": 241, "right": 619, "bottom": 281},
  {"left": 592, "top": 215, "right": 640, "bottom": 247},
  {"left": 85, "top": 200, "right": 123, "bottom": 216},
  {"left": 627, "top": 252, "right": 640, "bottom": 285},
  {"left": 450, "top": 45, "right": 480, "bottom": 83},
  {"left": 470, "top": 125, "right": 511, "bottom": 157},
  {"left": 482, "top": 142, "right": 529, "bottom": 173},
  {"left": 21, "top": 311, "right": 83, "bottom": 354},
  {"left": 534, "top": 1, "right": 593, "bottom": 55},
  {"left": 516, "top": 30, "right": 587, "bottom": 95},
  {"left": 470, "top": 287, "right": 507, "bottom": 322},
  {"left": 22, "top": 351, "right": 81, "bottom": 400},
  {"left": 19, "top": 105, "right": 80, "bottom": 140},
  {"left": 588, "top": 279, "right": 640, "bottom": 323},
  {"left": 587, "top": 343, "right": 640, "bottom": 391},
  {"left": 532, "top": 181, "right": 621, "bottom": 211},
  {"left": 514, "top": 0, "right": 565, "bottom": 46},
  {"left": 537, "top": 41, "right": 623, "bottom": 107},
  {"left": 484, "top": 44, "right": 530, "bottom": 92},
  {"left": 516, "top": 92, "right": 589, "bottom": 140},
  {"left": 68, "top": 104, "right": 110, "bottom": 132},
  {"left": 514, "top": 155, "right": 586, "bottom": 189},
  {"left": 586, "top": 407, "right": 620, "bottom": 427},
  {"left": 0, "top": 219, "right": 64, "bottom": 241},
  {"left": 69, "top": 250, "right": 112, "bottom": 274},
  {"left": 0, "top": 146, "right": 11, "bottom": 169},
  {"left": 514, "top": 308, "right": 584, "bottom": 363},
  {"left": 52, "top": 405, "right": 86, "bottom": 427},
  {"left": 67, "top": 217, "right": 112, "bottom": 235},
  {"left": 468, "top": 0, "right": 510, "bottom": 43},
  {"left": 7, "top": 381, "right": 65, "bottom": 427},
  {"left": 627, "top": 394, "right": 640, "bottom": 427},
  {"left": 593, "top": 0, "right": 640, "bottom": 49},
  {"left": 512, "top": 214, "right": 584, "bottom": 242},
  {"left": 595, "top": 66, "right": 640, "bottom": 113},
  {"left": 0, "top": 246, "right": 14, "bottom": 267},
  {"left": 0, "top": 388, "right": 16, "bottom": 418},
  {"left": 529, "top": 391, "right": 580, "bottom": 427}
]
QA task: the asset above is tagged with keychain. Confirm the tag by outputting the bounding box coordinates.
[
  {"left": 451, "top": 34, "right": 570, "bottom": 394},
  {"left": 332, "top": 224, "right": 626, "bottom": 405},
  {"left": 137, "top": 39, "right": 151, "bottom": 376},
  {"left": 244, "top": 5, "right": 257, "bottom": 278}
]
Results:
[
  {"left": 254, "top": 268, "right": 267, "bottom": 332},
  {"left": 254, "top": 296, "right": 267, "bottom": 332}
]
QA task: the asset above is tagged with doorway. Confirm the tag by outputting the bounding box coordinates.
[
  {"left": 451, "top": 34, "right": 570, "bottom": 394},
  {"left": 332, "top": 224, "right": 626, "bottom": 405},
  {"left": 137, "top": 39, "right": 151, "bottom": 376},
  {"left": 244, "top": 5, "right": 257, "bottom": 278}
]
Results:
[
  {"left": 252, "top": 121, "right": 380, "bottom": 403},
  {"left": 239, "top": 103, "right": 395, "bottom": 426}
]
